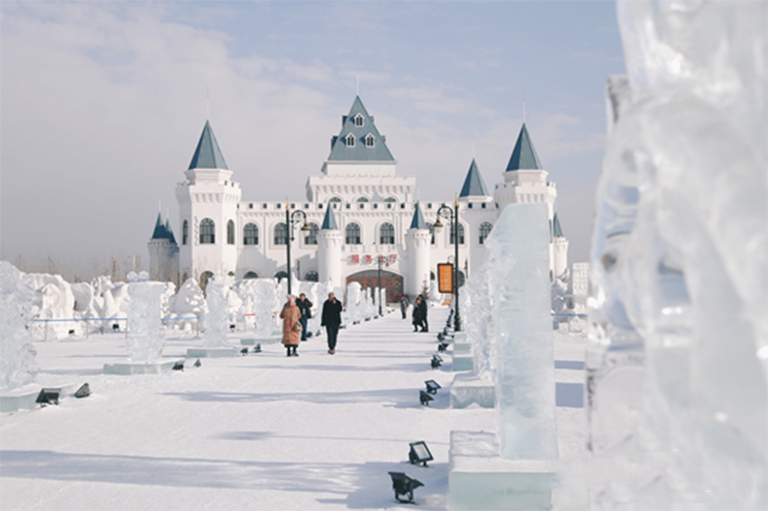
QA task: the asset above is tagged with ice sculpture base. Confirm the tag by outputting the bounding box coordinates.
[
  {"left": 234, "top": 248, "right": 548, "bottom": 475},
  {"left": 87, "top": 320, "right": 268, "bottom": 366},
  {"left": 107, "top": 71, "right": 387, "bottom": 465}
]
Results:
[
  {"left": 240, "top": 336, "right": 281, "bottom": 346},
  {"left": 103, "top": 360, "right": 180, "bottom": 375},
  {"left": 1, "top": 383, "right": 78, "bottom": 412},
  {"left": 449, "top": 431, "right": 555, "bottom": 511},
  {"left": 452, "top": 342, "right": 473, "bottom": 371},
  {"left": 450, "top": 373, "right": 495, "bottom": 409},
  {"left": 186, "top": 347, "right": 240, "bottom": 358}
]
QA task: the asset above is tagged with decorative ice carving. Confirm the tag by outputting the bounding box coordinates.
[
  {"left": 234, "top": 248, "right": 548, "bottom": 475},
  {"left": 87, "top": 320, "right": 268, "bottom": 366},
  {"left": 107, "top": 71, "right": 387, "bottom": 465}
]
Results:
[
  {"left": 0, "top": 262, "right": 39, "bottom": 391},
  {"left": 203, "top": 278, "right": 229, "bottom": 347},
  {"left": 125, "top": 275, "right": 166, "bottom": 363}
]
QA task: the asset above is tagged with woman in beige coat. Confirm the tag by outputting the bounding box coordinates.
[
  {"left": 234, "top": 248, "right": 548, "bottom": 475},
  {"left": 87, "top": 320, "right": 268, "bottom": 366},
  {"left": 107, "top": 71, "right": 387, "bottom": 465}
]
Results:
[{"left": 280, "top": 295, "right": 302, "bottom": 357}]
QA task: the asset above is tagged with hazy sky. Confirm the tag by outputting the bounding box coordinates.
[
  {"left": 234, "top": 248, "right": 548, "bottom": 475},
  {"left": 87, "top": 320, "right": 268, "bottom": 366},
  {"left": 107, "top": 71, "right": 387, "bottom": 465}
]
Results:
[{"left": 1, "top": 1, "right": 625, "bottom": 277}]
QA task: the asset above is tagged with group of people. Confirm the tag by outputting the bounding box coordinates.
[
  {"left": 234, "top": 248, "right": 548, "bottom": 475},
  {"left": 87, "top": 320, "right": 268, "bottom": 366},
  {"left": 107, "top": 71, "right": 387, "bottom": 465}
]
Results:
[
  {"left": 410, "top": 295, "right": 429, "bottom": 332},
  {"left": 279, "top": 292, "right": 343, "bottom": 356}
]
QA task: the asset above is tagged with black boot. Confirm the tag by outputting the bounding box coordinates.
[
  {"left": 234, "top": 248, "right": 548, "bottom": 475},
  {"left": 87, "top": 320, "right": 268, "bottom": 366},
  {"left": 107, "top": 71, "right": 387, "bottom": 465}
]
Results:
[
  {"left": 291, "top": 346, "right": 299, "bottom": 357},
  {"left": 286, "top": 346, "right": 292, "bottom": 357}
]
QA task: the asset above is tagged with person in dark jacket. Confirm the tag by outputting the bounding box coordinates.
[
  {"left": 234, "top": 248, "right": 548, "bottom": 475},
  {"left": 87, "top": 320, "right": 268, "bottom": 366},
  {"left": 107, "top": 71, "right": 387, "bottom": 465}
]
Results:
[
  {"left": 418, "top": 296, "right": 429, "bottom": 332},
  {"left": 297, "top": 293, "right": 313, "bottom": 341},
  {"left": 321, "top": 292, "right": 343, "bottom": 354},
  {"left": 412, "top": 295, "right": 423, "bottom": 332}
]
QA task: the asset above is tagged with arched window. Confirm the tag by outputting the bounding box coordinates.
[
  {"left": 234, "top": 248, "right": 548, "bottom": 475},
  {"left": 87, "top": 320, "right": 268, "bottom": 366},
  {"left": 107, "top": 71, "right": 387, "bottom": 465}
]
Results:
[
  {"left": 305, "top": 222, "right": 319, "bottom": 245},
  {"left": 200, "top": 218, "right": 215, "bottom": 244},
  {"left": 244, "top": 271, "right": 258, "bottom": 279},
  {"left": 427, "top": 222, "right": 435, "bottom": 245},
  {"left": 346, "top": 133, "right": 356, "bottom": 147},
  {"left": 379, "top": 223, "right": 395, "bottom": 245},
  {"left": 274, "top": 271, "right": 288, "bottom": 282},
  {"left": 384, "top": 197, "right": 397, "bottom": 203},
  {"left": 346, "top": 223, "right": 361, "bottom": 244},
  {"left": 182, "top": 220, "right": 188, "bottom": 245},
  {"left": 243, "top": 223, "right": 259, "bottom": 245},
  {"left": 329, "top": 197, "right": 342, "bottom": 203},
  {"left": 227, "top": 220, "right": 235, "bottom": 245},
  {"left": 357, "top": 197, "right": 369, "bottom": 202},
  {"left": 305, "top": 271, "right": 319, "bottom": 282},
  {"left": 354, "top": 114, "right": 364, "bottom": 127},
  {"left": 430, "top": 271, "right": 436, "bottom": 281},
  {"left": 479, "top": 222, "right": 493, "bottom": 245},
  {"left": 449, "top": 222, "right": 465, "bottom": 245},
  {"left": 365, "top": 133, "right": 375, "bottom": 147},
  {"left": 274, "top": 223, "right": 288, "bottom": 245}
]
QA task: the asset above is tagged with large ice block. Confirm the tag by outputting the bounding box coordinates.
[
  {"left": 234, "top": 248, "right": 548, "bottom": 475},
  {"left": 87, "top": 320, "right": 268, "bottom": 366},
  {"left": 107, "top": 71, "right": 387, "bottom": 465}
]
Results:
[
  {"left": 125, "top": 278, "right": 166, "bottom": 363},
  {"left": 202, "top": 278, "right": 229, "bottom": 347},
  {"left": 0, "top": 262, "right": 38, "bottom": 392},
  {"left": 486, "top": 203, "right": 557, "bottom": 461}
]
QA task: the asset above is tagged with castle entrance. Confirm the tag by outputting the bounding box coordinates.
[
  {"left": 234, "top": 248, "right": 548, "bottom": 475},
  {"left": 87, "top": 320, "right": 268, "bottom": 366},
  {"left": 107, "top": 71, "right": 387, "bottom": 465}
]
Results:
[{"left": 345, "top": 270, "right": 403, "bottom": 304}]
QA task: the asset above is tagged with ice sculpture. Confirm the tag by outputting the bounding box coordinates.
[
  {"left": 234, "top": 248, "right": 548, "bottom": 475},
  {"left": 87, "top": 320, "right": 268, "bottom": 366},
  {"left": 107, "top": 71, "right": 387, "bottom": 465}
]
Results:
[
  {"left": 0, "top": 262, "right": 39, "bottom": 391},
  {"left": 461, "top": 261, "right": 494, "bottom": 378},
  {"left": 253, "top": 278, "right": 278, "bottom": 339},
  {"left": 587, "top": 1, "right": 767, "bottom": 508},
  {"left": 203, "top": 278, "right": 229, "bottom": 347},
  {"left": 347, "top": 282, "right": 361, "bottom": 324},
  {"left": 486, "top": 203, "right": 557, "bottom": 460},
  {"left": 125, "top": 271, "right": 166, "bottom": 362}
]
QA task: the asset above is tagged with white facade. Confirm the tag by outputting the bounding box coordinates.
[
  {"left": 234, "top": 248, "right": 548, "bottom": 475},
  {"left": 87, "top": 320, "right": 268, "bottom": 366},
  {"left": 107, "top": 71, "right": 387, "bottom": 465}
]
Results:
[{"left": 148, "top": 96, "right": 569, "bottom": 298}]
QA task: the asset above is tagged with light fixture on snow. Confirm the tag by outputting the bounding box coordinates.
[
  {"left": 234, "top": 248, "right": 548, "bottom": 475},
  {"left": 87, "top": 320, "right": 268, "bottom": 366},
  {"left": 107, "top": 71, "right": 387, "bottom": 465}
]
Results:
[
  {"left": 438, "top": 342, "right": 448, "bottom": 352},
  {"left": 240, "top": 348, "right": 248, "bottom": 356},
  {"left": 388, "top": 472, "right": 424, "bottom": 503},
  {"left": 74, "top": 383, "right": 90, "bottom": 398},
  {"left": 252, "top": 344, "right": 262, "bottom": 353},
  {"left": 419, "top": 390, "right": 434, "bottom": 406},
  {"left": 431, "top": 354, "right": 442, "bottom": 369},
  {"left": 424, "top": 380, "right": 441, "bottom": 395},
  {"left": 193, "top": 358, "right": 202, "bottom": 367},
  {"left": 172, "top": 361, "right": 184, "bottom": 371},
  {"left": 408, "top": 441, "right": 434, "bottom": 467},
  {"left": 36, "top": 388, "right": 61, "bottom": 406}
]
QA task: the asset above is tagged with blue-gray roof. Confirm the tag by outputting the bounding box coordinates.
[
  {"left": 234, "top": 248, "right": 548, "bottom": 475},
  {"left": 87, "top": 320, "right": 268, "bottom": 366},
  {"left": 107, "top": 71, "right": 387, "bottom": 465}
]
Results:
[
  {"left": 328, "top": 96, "right": 395, "bottom": 162},
  {"left": 165, "top": 219, "right": 177, "bottom": 244},
  {"left": 506, "top": 123, "right": 542, "bottom": 171},
  {"left": 189, "top": 120, "right": 229, "bottom": 170},
  {"left": 410, "top": 202, "right": 427, "bottom": 229},
  {"left": 151, "top": 212, "right": 168, "bottom": 239},
  {"left": 553, "top": 213, "right": 564, "bottom": 238},
  {"left": 459, "top": 159, "right": 489, "bottom": 197},
  {"left": 321, "top": 204, "right": 339, "bottom": 230}
]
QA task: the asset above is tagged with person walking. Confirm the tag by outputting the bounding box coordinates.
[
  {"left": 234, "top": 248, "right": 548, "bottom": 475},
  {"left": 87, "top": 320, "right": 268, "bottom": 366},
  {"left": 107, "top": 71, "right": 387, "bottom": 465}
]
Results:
[
  {"left": 400, "top": 295, "right": 409, "bottom": 319},
  {"left": 297, "top": 293, "right": 313, "bottom": 341},
  {"left": 418, "top": 295, "right": 429, "bottom": 332},
  {"left": 321, "top": 292, "right": 343, "bottom": 354},
  {"left": 280, "top": 295, "right": 302, "bottom": 357},
  {"left": 412, "top": 295, "right": 423, "bottom": 332}
]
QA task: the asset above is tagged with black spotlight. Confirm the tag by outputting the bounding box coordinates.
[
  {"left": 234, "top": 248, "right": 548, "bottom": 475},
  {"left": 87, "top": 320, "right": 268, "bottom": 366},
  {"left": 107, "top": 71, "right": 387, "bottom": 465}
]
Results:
[
  {"left": 36, "top": 388, "right": 60, "bottom": 406},
  {"left": 172, "top": 361, "right": 184, "bottom": 371},
  {"left": 252, "top": 344, "right": 262, "bottom": 353},
  {"left": 193, "top": 358, "right": 202, "bottom": 367},
  {"left": 408, "top": 441, "right": 434, "bottom": 467},
  {"left": 230, "top": 324, "right": 236, "bottom": 331},
  {"left": 438, "top": 342, "right": 449, "bottom": 352},
  {"left": 240, "top": 347, "right": 248, "bottom": 356},
  {"left": 112, "top": 323, "right": 120, "bottom": 332},
  {"left": 388, "top": 472, "right": 424, "bottom": 503},
  {"left": 437, "top": 332, "right": 444, "bottom": 341},
  {"left": 74, "top": 383, "right": 90, "bottom": 398},
  {"left": 424, "top": 380, "right": 441, "bottom": 395},
  {"left": 431, "top": 354, "right": 442, "bottom": 369},
  {"left": 68, "top": 329, "right": 75, "bottom": 336},
  {"left": 419, "top": 390, "right": 434, "bottom": 406}
]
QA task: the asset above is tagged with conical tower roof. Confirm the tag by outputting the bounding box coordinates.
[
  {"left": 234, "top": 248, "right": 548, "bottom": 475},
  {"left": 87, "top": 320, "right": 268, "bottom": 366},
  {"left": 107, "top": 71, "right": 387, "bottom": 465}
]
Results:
[
  {"left": 189, "top": 120, "right": 229, "bottom": 170},
  {"left": 151, "top": 212, "right": 168, "bottom": 239},
  {"left": 165, "top": 219, "right": 177, "bottom": 244},
  {"left": 506, "top": 123, "right": 542, "bottom": 171},
  {"left": 328, "top": 96, "right": 395, "bottom": 162},
  {"left": 459, "top": 159, "right": 489, "bottom": 197},
  {"left": 553, "top": 213, "right": 564, "bottom": 238},
  {"left": 321, "top": 204, "right": 339, "bottom": 230},
  {"left": 409, "top": 202, "right": 427, "bottom": 230}
]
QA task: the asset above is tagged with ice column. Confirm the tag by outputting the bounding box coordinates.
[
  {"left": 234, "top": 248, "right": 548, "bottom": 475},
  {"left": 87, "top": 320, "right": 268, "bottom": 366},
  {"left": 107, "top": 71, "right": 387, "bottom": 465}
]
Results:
[
  {"left": 347, "top": 282, "right": 361, "bottom": 324},
  {"left": 461, "top": 261, "right": 494, "bottom": 378},
  {"left": 203, "top": 278, "right": 229, "bottom": 347},
  {"left": 486, "top": 203, "right": 557, "bottom": 460},
  {"left": 0, "top": 262, "right": 38, "bottom": 391},
  {"left": 125, "top": 271, "right": 166, "bottom": 362},
  {"left": 253, "top": 278, "right": 277, "bottom": 339}
]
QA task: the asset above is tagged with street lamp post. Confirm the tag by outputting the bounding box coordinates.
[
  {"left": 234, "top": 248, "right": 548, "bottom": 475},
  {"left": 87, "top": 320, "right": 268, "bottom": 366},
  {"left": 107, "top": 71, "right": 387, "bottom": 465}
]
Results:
[
  {"left": 377, "top": 254, "right": 387, "bottom": 316},
  {"left": 433, "top": 193, "right": 462, "bottom": 332},
  {"left": 285, "top": 198, "right": 310, "bottom": 296}
]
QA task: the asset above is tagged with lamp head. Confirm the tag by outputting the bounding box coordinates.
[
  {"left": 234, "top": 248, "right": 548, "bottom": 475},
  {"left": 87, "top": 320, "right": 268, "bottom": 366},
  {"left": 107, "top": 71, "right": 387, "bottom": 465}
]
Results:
[
  {"left": 301, "top": 221, "right": 311, "bottom": 232},
  {"left": 433, "top": 218, "right": 444, "bottom": 232}
]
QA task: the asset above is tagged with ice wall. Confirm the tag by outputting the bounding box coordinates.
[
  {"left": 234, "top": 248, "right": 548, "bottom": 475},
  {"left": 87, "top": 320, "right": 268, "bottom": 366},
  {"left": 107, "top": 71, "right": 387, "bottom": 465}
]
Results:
[
  {"left": 125, "top": 272, "right": 166, "bottom": 362},
  {"left": 0, "top": 262, "right": 39, "bottom": 391},
  {"left": 486, "top": 203, "right": 557, "bottom": 460},
  {"left": 347, "top": 282, "right": 361, "bottom": 324},
  {"left": 460, "top": 261, "right": 494, "bottom": 378},
  {"left": 588, "top": 1, "right": 767, "bottom": 508}
]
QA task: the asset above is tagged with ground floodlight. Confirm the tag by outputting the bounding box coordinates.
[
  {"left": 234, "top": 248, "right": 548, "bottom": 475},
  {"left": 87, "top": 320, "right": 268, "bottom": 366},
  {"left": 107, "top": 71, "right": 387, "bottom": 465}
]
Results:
[
  {"left": 172, "top": 361, "right": 184, "bottom": 371},
  {"left": 431, "top": 355, "right": 442, "bottom": 369},
  {"left": 419, "top": 390, "right": 434, "bottom": 406},
  {"left": 112, "top": 323, "right": 120, "bottom": 332},
  {"left": 230, "top": 324, "right": 236, "bottom": 331},
  {"left": 240, "top": 347, "right": 248, "bottom": 356},
  {"left": 409, "top": 441, "right": 434, "bottom": 467},
  {"left": 193, "top": 359, "right": 202, "bottom": 367},
  {"left": 424, "top": 380, "right": 441, "bottom": 395},
  {"left": 438, "top": 342, "right": 448, "bottom": 352},
  {"left": 36, "top": 388, "right": 61, "bottom": 406},
  {"left": 388, "top": 472, "right": 424, "bottom": 503},
  {"left": 252, "top": 344, "right": 262, "bottom": 353},
  {"left": 437, "top": 332, "right": 444, "bottom": 341},
  {"left": 74, "top": 383, "right": 90, "bottom": 398}
]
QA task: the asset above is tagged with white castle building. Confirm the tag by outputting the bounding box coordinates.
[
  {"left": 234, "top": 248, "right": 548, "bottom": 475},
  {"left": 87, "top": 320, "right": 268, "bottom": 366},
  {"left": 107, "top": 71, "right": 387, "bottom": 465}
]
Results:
[{"left": 148, "top": 96, "right": 569, "bottom": 302}]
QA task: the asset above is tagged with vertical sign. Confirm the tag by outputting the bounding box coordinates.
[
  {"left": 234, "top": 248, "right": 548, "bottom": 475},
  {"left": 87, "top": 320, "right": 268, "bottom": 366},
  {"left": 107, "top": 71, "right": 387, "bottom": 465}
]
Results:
[{"left": 438, "top": 263, "right": 453, "bottom": 293}]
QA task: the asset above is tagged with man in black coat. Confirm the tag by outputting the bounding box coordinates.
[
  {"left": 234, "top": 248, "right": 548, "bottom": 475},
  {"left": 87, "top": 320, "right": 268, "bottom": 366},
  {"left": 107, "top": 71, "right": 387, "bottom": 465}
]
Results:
[
  {"left": 321, "top": 292, "right": 343, "bottom": 354},
  {"left": 297, "top": 293, "right": 313, "bottom": 341},
  {"left": 417, "top": 294, "right": 429, "bottom": 332}
]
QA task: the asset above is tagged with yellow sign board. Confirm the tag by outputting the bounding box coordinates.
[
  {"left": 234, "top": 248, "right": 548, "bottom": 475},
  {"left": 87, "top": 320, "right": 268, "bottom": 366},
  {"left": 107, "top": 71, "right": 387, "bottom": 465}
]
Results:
[{"left": 438, "top": 263, "right": 453, "bottom": 293}]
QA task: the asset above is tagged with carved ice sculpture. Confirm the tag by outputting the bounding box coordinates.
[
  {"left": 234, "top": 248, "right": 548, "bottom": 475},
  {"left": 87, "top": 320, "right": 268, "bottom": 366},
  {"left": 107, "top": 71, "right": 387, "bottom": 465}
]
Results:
[{"left": 0, "top": 262, "right": 39, "bottom": 391}]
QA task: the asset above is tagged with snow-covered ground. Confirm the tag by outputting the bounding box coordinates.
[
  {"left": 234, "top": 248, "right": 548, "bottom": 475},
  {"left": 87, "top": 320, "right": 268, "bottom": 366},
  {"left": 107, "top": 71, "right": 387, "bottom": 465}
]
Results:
[{"left": 1, "top": 307, "right": 587, "bottom": 510}]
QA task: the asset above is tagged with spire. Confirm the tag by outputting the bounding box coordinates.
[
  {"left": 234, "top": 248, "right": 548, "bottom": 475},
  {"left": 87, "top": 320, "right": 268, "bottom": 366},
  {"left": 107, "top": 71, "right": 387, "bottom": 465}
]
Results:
[
  {"left": 321, "top": 204, "right": 339, "bottom": 230},
  {"left": 409, "top": 202, "right": 427, "bottom": 230},
  {"left": 506, "top": 123, "right": 542, "bottom": 171},
  {"left": 459, "top": 158, "right": 489, "bottom": 197},
  {"left": 151, "top": 212, "right": 168, "bottom": 239},
  {"left": 189, "top": 120, "right": 228, "bottom": 170},
  {"left": 553, "top": 213, "right": 564, "bottom": 238},
  {"left": 165, "top": 218, "right": 177, "bottom": 244},
  {"left": 328, "top": 96, "right": 395, "bottom": 162}
]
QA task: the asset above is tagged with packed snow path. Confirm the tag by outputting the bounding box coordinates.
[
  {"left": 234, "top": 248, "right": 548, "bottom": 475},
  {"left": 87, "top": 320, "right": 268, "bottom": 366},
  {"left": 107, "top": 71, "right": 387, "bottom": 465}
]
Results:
[{"left": 1, "top": 307, "right": 587, "bottom": 510}]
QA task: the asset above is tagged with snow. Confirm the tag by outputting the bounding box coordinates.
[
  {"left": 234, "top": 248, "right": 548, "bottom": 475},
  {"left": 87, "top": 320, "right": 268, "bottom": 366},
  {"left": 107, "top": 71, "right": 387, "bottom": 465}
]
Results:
[{"left": 1, "top": 307, "right": 587, "bottom": 510}]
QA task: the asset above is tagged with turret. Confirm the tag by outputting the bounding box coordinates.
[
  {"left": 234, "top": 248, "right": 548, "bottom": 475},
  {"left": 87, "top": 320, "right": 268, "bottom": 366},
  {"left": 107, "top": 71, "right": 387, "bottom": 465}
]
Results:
[
  {"left": 405, "top": 202, "right": 431, "bottom": 297},
  {"left": 148, "top": 211, "right": 179, "bottom": 283},
  {"left": 552, "top": 213, "right": 569, "bottom": 279},
  {"left": 317, "top": 204, "right": 343, "bottom": 288}
]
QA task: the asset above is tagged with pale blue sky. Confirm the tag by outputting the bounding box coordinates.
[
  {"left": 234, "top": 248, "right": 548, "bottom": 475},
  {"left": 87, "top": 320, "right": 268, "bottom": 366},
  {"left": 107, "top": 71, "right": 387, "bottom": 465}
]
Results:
[{"left": 1, "top": 1, "right": 625, "bottom": 277}]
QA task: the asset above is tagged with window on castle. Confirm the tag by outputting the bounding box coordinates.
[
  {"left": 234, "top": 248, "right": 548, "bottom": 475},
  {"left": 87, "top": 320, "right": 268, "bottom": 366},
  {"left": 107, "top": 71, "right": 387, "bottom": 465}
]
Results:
[
  {"left": 357, "top": 197, "right": 369, "bottom": 202},
  {"left": 244, "top": 271, "right": 258, "bottom": 279},
  {"left": 354, "top": 114, "right": 364, "bottom": 127},
  {"left": 305, "top": 271, "right": 319, "bottom": 282},
  {"left": 200, "top": 218, "right": 215, "bottom": 244},
  {"left": 427, "top": 223, "right": 435, "bottom": 245},
  {"left": 329, "top": 197, "right": 342, "bottom": 203},
  {"left": 227, "top": 220, "right": 235, "bottom": 245},
  {"left": 379, "top": 223, "right": 395, "bottom": 245},
  {"left": 305, "top": 222, "right": 319, "bottom": 245},
  {"left": 346, "top": 133, "right": 356, "bottom": 147},
  {"left": 449, "top": 222, "right": 465, "bottom": 245},
  {"left": 244, "top": 223, "right": 259, "bottom": 245},
  {"left": 182, "top": 220, "right": 188, "bottom": 245},
  {"left": 479, "top": 222, "right": 493, "bottom": 245},
  {"left": 274, "top": 222, "right": 288, "bottom": 245},
  {"left": 365, "top": 134, "right": 375, "bottom": 147},
  {"left": 384, "top": 197, "right": 397, "bottom": 203},
  {"left": 346, "top": 223, "right": 361, "bottom": 245}
]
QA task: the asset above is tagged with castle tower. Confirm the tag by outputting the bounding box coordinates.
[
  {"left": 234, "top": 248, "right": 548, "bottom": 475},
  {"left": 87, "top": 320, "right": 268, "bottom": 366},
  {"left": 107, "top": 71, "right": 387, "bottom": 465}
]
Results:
[
  {"left": 317, "top": 204, "right": 342, "bottom": 288},
  {"left": 175, "top": 120, "right": 242, "bottom": 286},
  {"left": 405, "top": 202, "right": 431, "bottom": 297},
  {"left": 552, "top": 213, "right": 569, "bottom": 278},
  {"left": 147, "top": 211, "right": 179, "bottom": 284}
]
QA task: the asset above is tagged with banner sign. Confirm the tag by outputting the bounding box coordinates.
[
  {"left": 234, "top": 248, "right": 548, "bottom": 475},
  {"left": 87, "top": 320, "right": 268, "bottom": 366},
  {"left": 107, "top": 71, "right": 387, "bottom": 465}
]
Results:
[
  {"left": 438, "top": 263, "right": 453, "bottom": 293},
  {"left": 349, "top": 254, "right": 398, "bottom": 265}
]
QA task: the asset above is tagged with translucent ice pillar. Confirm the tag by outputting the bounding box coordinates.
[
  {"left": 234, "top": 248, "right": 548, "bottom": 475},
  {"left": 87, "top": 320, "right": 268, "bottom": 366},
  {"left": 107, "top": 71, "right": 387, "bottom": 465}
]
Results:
[
  {"left": 125, "top": 271, "right": 166, "bottom": 362},
  {"left": 252, "top": 278, "right": 277, "bottom": 339},
  {"left": 203, "top": 278, "right": 229, "bottom": 347},
  {"left": 0, "top": 262, "right": 39, "bottom": 391},
  {"left": 486, "top": 203, "right": 557, "bottom": 460}
]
